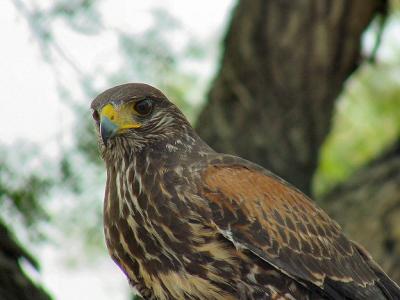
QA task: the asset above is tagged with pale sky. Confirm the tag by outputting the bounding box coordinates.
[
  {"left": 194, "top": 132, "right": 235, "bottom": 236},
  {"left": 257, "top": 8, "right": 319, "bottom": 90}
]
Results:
[{"left": 0, "top": 1, "right": 234, "bottom": 299}]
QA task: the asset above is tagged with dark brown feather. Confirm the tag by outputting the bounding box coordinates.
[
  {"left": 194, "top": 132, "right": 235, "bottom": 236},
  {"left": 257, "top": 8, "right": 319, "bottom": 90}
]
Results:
[
  {"left": 91, "top": 84, "right": 400, "bottom": 300},
  {"left": 198, "top": 160, "right": 399, "bottom": 299}
]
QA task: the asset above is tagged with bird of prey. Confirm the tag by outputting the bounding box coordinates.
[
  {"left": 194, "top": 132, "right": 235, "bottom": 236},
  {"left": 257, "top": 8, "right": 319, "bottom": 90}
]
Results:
[{"left": 91, "top": 83, "right": 400, "bottom": 300}]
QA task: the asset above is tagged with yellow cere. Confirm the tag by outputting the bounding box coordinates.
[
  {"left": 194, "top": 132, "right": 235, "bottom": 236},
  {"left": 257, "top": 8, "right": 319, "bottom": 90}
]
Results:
[{"left": 100, "top": 103, "right": 141, "bottom": 130}]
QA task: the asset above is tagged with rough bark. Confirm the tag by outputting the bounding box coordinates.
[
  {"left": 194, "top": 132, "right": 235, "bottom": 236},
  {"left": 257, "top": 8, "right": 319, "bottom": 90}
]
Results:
[
  {"left": 196, "top": 0, "right": 384, "bottom": 195},
  {"left": 0, "top": 222, "right": 52, "bottom": 300},
  {"left": 321, "top": 140, "right": 400, "bottom": 283}
]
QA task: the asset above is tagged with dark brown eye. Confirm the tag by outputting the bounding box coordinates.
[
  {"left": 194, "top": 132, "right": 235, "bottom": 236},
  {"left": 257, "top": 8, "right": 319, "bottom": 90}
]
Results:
[
  {"left": 134, "top": 99, "right": 153, "bottom": 116},
  {"left": 92, "top": 110, "right": 100, "bottom": 122}
]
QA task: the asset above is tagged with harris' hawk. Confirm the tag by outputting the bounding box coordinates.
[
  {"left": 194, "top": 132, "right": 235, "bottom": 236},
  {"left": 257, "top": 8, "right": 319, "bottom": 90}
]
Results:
[{"left": 91, "top": 83, "right": 400, "bottom": 300}]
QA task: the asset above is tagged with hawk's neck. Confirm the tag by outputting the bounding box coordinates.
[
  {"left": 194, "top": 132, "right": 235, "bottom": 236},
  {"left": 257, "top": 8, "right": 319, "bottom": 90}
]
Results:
[
  {"left": 103, "top": 130, "right": 214, "bottom": 225},
  {"left": 102, "top": 132, "right": 214, "bottom": 287},
  {"left": 106, "top": 129, "right": 214, "bottom": 169}
]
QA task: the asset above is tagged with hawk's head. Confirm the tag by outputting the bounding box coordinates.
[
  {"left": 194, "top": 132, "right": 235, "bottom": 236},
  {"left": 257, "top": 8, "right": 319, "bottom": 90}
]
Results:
[{"left": 91, "top": 83, "right": 191, "bottom": 156}]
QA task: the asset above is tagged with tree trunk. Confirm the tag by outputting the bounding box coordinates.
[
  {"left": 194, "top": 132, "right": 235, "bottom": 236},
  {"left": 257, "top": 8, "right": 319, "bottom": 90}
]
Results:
[
  {"left": 196, "top": 0, "right": 399, "bottom": 282},
  {"left": 196, "top": 0, "right": 383, "bottom": 195},
  {"left": 0, "top": 222, "right": 52, "bottom": 300},
  {"left": 321, "top": 140, "right": 400, "bottom": 283}
]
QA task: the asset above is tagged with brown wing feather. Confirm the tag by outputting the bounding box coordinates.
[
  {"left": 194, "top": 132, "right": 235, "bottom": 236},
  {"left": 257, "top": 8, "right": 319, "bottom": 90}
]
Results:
[{"left": 200, "top": 163, "right": 394, "bottom": 299}]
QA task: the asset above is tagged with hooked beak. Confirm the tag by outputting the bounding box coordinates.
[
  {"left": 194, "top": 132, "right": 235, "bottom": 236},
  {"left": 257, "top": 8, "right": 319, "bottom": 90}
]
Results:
[
  {"left": 99, "top": 103, "right": 141, "bottom": 144},
  {"left": 100, "top": 115, "right": 119, "bottom": 144}
]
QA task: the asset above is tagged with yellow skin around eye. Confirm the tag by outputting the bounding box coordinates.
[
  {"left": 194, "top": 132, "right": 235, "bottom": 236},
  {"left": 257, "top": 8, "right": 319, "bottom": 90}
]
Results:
[{"left": 100, "top": 103, "right": 142, "bottom": 131}]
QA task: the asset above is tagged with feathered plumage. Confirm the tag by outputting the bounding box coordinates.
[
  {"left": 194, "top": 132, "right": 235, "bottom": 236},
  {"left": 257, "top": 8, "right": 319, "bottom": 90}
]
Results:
[{"left": 91, "top": 83, "right": 400, "bottom": 299}]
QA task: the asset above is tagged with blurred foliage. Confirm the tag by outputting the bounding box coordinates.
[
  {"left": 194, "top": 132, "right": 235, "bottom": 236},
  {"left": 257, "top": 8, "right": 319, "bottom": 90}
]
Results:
[
  {"left": 314, "top": 12, "right": 400, "bottom": 196},
  {"left": 12, "top": 0, "right": 103, "bottom": 62},
  {"left": 0, "top": 143, "right": 53, "bottom": 240}
]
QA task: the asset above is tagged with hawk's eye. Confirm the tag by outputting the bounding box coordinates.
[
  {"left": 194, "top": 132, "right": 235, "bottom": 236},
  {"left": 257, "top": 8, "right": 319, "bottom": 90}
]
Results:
[{"left": 134, "top": 99, "right": 153, "bottom": 116}]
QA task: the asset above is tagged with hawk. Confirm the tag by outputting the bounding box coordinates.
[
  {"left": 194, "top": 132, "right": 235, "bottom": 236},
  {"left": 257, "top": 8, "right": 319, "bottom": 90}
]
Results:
[{"left": 91, "top": 83, "right": 400, "bottom": 299}]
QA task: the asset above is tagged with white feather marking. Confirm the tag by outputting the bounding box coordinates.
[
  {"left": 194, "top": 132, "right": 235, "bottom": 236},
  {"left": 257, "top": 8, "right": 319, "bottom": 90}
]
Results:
[
  {"left": 115, "top": 171, "right": 124, "bottom": 217},
  {"left": 166, "top": 143, "right": 178, "bottom": 152}
]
